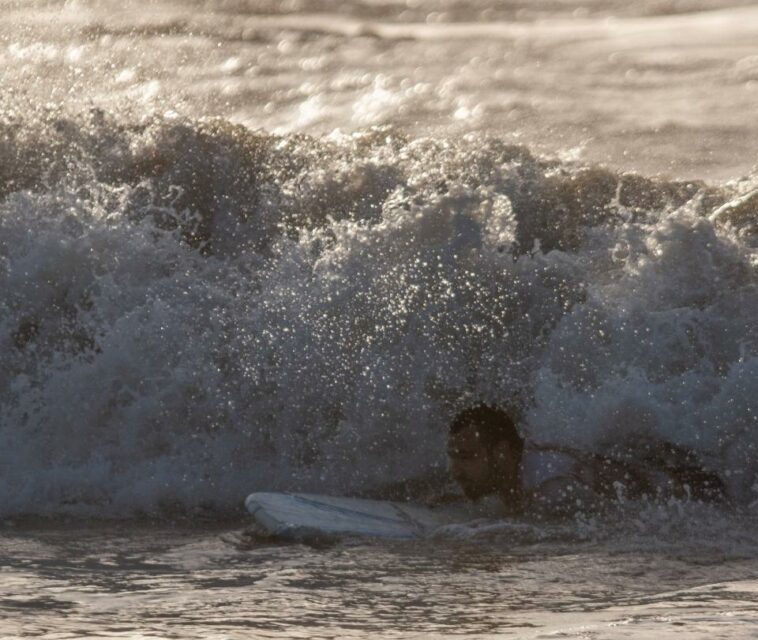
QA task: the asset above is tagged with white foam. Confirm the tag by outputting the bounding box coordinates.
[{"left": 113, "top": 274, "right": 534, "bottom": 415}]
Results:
[{"left": 0, "top": 116, "right": 755, "bottom": 517}]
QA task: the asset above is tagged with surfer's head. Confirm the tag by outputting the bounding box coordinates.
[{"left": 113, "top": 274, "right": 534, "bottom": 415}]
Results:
[{"left": 447, "top": 405, "right": 523, "bottom": 501}]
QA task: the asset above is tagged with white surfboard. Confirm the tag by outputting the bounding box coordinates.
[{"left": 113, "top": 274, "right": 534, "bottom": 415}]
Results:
[{"left": 245, "top": 492, "right": 485, "bottom": 540}]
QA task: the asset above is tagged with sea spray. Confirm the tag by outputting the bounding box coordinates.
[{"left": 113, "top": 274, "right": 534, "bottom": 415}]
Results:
[{"left": 1, "top": 112, "right": 756, "bottom": 517}]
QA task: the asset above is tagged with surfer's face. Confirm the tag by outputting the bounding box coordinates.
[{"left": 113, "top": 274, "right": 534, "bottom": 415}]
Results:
[{"left": 447, "top": 424, "right": 498, "bottom": 500}]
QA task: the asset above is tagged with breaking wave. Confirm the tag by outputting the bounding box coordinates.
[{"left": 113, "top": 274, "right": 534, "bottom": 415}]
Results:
[{"left": 1, "top": 108, "right": 756, "bottom": 517}]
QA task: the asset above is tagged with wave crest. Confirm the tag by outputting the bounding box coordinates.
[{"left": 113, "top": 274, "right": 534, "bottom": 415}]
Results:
[{"left": 0, "top": 111, "right": 756, "bottom": 517}]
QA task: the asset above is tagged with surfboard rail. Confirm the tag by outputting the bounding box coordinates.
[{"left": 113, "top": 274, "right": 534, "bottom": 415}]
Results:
[{"left": 245, "top": 491, "right": 478, "bottom": 541}]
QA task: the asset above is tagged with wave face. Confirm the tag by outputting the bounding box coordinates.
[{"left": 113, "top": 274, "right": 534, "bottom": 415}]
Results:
[{"left": 0, "top": 110, "right": 756, "bottom": 517}]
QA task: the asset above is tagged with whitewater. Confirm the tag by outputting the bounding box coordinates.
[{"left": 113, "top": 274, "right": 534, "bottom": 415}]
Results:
[{"left": 1, "top": 0, "right": 757, "bottom": 637}]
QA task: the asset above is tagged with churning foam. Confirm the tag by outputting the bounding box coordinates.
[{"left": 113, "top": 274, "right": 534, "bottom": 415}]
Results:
[{"left": 0, "top": 111, "right": 756, "bottom": 517}]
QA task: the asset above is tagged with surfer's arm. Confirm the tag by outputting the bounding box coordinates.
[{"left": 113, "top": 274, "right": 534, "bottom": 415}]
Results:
[
  {"left": 426, "top": 492, "right": 468, "bottom": 506},
  {"left": 525, "top": 475, "right": 599, "bottom": 517},
  {"left": 364, "top": 469, "right": 453, "bottom": 503},
  {"left": 520, "top": 448, "right": 598, "bottom": 517}
]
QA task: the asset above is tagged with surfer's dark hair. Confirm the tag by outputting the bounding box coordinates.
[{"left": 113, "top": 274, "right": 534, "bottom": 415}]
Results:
[{"left": 450, "top": 404, "right": 524, "bottom": 456}]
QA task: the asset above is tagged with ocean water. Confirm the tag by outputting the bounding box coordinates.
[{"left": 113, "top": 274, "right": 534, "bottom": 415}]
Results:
[
  {"left": 1, "top": 0, "right": 758, "bottom": 637},
  {"left": 2, "top": 513, "right": 758, "bottom": 639}
]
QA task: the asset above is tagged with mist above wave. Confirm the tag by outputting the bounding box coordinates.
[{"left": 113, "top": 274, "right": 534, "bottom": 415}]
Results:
[{"left": 0, "top": 110, "right": 756, "bottom": 518}]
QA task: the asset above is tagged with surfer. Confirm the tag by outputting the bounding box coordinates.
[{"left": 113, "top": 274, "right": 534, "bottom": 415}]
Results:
[{"left": 447, "top": 404, "right": 725, "bottom": 517}]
